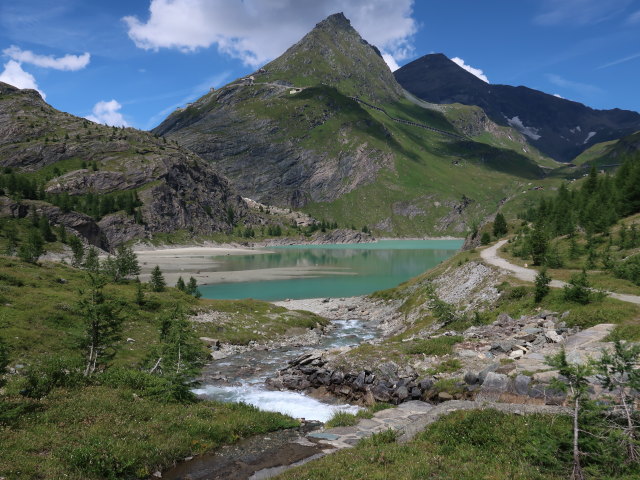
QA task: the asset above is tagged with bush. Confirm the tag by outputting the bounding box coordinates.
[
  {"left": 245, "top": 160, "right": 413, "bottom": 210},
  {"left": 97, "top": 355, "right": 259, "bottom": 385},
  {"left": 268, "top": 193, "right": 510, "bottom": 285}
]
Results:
[
  {"left": 563, "top": 270, "right": 593, "bottom": 304},
  {"left": 20, "top": 356, "right": 86, "bottom": 398},
  {"left": 480, "top": 232, "right": 491, "bottom": 245},
  {"left": 99, "top": 368, "right": 196, "bottom": 404}
]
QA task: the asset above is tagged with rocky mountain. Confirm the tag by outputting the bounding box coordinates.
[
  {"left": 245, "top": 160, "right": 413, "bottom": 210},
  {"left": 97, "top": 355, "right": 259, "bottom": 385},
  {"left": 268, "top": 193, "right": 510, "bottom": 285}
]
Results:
[
  {"left": 154, "top": 13, "right": 548, "bottom": 236},
  {"left": 0, "top": 82, "right": 247, "bottom": 249},
  {"left": 395, "top": 53, "right": 640, "bottom": 162}
]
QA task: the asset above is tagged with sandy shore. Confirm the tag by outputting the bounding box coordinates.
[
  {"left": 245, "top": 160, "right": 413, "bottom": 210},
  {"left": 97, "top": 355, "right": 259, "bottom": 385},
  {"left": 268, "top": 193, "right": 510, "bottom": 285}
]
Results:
[{"left": 134, "top": 245, "right": 357, "bottom": 286}]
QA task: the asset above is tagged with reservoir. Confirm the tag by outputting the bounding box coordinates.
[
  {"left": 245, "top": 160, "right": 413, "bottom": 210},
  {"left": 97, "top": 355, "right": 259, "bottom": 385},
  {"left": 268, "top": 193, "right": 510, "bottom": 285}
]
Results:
[{"left": 198, "top": 239, "right": 463, "bottom": 301}]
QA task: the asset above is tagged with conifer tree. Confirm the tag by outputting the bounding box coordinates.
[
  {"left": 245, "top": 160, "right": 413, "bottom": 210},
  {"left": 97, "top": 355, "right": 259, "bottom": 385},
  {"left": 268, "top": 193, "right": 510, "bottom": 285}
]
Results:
[
  {"left": 534, "top": 268, "right": 551, "bottom": 302},
  {"left": 176, "top": 276, "right": 186, "bottom": 292},
  {"left": 493, "top": 212, "right": 508, "bottom": 237},
  {"left": 150, "top": 265, "right": 166, "bottom": 292}
]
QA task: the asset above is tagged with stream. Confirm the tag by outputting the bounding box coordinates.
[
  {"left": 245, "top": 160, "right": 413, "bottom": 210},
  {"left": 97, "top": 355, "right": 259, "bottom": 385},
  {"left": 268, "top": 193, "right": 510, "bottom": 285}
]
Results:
[{"left": 193, "top": 318, "right": 378, "bottom": 421}]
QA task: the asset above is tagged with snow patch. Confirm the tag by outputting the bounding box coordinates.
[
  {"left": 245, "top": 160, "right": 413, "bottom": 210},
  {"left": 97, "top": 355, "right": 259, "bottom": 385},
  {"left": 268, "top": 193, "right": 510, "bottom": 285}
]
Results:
[
  {"left": 569, "top": 126, "right": 582, "bottom": 134},
  {"left": 583, "top": 131, "right": 596, "bottom": 144},
  {"left": 506, "top": 116, "right": 541, "bottom": 140}
]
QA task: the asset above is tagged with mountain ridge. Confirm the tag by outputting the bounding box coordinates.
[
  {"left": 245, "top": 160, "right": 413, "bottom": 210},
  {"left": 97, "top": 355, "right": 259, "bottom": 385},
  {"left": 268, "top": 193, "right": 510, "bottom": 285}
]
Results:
[{"left": 395, "top": 53, "right": 640, "bottom": 162}]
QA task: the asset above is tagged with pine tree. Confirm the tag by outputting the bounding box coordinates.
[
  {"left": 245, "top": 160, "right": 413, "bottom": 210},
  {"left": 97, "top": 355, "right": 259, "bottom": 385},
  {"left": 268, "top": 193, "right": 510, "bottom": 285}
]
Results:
[
  {"left": 186, "top": 277, "right": 201, "bottom": 298},
  {"left": 134, "top": 278, "right": 145, "bottom": 306},
  {"left": 176, "top": 276, "right": 186, "bottom": 291},
  {"left": 18, "top": 230, "right": 44, "bottom": 264},
  {"left": 150, "top": 265, "right": 166, "bottom": 292},
  {"left": 534, "top": 268, "right": 551, "bottom": 302},
  {"left": 83, "top": 246, "right": 100, "bottom": 273},
  {"left": 114, "top": 245, "right": 140, "bottom": 280},
  {"left": 546, "top": 349, "right": 595, "bottom": 480},
  {"left": 68, "top": 236, "right": 85, "bottom": 267},
  {"left": 529, "top": 226, "right": 548, "bottom": 266},
  {"left": 79, "top": 274, "right": 123, "bottom": 376},
  {"left": 493, "top": 212, "right": 508, "bottom": 237},
  {"left": 0, "top": 335, "right": 8, "bottom": 388}
]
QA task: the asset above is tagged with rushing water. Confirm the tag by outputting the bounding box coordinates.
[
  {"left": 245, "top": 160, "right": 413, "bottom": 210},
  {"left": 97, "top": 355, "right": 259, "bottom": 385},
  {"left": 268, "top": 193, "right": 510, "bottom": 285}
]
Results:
[
  {"left": 199, "top": 239, "right": 463, "bottom": 301},
  {"left": 194, "top": 319, "right": 378, "bottom": 421}
]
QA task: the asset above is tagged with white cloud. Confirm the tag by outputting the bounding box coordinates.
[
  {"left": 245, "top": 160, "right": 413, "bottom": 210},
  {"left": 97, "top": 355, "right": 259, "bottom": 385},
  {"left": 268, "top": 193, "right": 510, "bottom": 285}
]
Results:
[
  {"left": 123, "top": 0, "right": 416, "bottom": 68},
  {"left": 534, "top": 0, "right": 632, "bottom": 26},
  {"left": 86, "top": 100, "right": 128, "bottom": 127},
  {"left": 0, "top": 60, "right": 45, "bottom": 98},
  {"left": 382, "top": 53, "right": 400, "bottom": 72},
  {"left": 547, "top": 73, "right": 602, "bottom": 95},
  {"left": 451, "top": 57, "right": 489, "bottom": 83},
  {"left": 597, "top": 52, "right": 640, "bottom": 69},
  {"left": 628, "top": 9, "right": 640, "bottom": 23},
  {"left": 3, "top": 45, "right": 90, "bottom": 71}
]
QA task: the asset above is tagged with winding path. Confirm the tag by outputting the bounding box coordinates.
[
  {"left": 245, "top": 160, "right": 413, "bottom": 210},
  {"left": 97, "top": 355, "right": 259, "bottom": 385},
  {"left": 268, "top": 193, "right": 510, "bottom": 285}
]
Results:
[{"left": 481, "top": 240, "right": 640, "bottom": 305}]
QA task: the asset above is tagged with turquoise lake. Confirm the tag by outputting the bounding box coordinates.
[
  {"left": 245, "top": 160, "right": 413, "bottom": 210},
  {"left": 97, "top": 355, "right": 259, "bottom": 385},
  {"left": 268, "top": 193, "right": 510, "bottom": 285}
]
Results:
[{"left": 199, "top": 239, "right": 463, "bottom": 301}]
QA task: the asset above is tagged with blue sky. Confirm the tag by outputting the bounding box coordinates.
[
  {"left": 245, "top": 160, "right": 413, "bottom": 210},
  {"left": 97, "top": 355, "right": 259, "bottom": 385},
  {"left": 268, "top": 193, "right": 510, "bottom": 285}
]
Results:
[{"left": 1, "top": 0, "right": 638, "bottom": 130}]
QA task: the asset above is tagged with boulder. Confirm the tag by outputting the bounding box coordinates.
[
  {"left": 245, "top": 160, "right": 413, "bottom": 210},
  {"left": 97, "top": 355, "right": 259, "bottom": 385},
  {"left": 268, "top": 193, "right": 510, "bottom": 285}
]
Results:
[
  {"left": 545, "top": 330, "right": 564, "bottom": 343},
  {"left": 438, "top": 392, "right": 453, "bottom": 401},
  {"left": 478, "top": 363, "right": 499, "bottom": 384},
  {"left": 463, "top": 371, "right": 479, "bottom": 385},
  {"left": 514, "top": 375, "right": 531, "bottom": 395},
  {"left": 418, "top": 377, "right": 434, "bottom": 391},
  {"left": 480, "top": 372, "right": 510, "bottom": 394},
  {"left": 371, "top": 384, "right": 392, "bottom": 402},
  {"left": 330, "top": 370, "right": 344, "bottom": 384},
  {"left": 395, "top": 386, "right": 409, "bottom": 402}
]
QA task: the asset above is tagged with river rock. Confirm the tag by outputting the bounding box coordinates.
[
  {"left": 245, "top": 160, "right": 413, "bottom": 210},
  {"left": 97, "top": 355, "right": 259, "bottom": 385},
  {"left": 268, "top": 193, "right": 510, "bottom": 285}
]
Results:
[
  {"left": 395, "top": 386, "right": 409, "bottom": 402},
  {"left": 378, "top": 361, "right": 400, "bottom": 380},
  {"left": 330, "top": 370, "right": 344, "bottom": 384},
  {"left": 353, "top": 371, "right": 366, "bottom": 391},
  {"left": 545, "top": 330, "right": 564, "bottom": 343},
  {"left": 478, "top": 363, "right": 499, "bottom": 384},
  {"left": 418, "top": 377, "right": 434, "bottom": 391},
  {"left": 464, "top": 371, "right": 479, "bottom": 385},
  {"left": 371, "top": 384, "right": 392, "bottom": 402},
  {"left": 480, "top": 372, "right": 509, "bottom": 394},
  {"left": 515, "top": 375, "right": 531, "bottom": 395}
]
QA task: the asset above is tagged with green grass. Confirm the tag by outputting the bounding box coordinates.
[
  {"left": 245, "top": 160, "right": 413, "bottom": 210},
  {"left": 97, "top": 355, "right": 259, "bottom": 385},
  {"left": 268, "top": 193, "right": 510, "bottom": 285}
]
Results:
[
  {"left": 403, "top": 335, "right": 463, "bottom": 356},
  {"left": 0, "top": 386, "right": 296, "bottom": 479},
  {"left": 0, "top": 256, "right": 327, "bottom": 479},
  {"left": 280, "top": 409, "right": 582, "bottom": 480}
]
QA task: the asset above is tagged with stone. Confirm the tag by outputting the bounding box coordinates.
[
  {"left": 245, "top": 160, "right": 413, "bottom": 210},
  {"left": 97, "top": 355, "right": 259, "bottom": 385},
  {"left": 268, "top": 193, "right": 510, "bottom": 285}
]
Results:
[
  {"left": 509, "top": 349, "right": 525, "bottom": 360},
  {"left": 353, "top": 371, "right": 366, "bottom": 390},
  {"left": 378, "top": 361, "right": 400, "bottom": 380},
  {"left": 438, "top": 392, "right": 453, "bottom": 401},
  {"left": 514, "top": 375, "right": 531, "bottom": 395},
  {"left": 491, "top": 340, "right": 515, "bottom": 353},
  {"left": 495, "top": 313, "right": 514, "bottom": 325},
  {"left": 480, "top": 372, "right": 510, "bottom": 394},
  {"left": 330, "top": 370, "right": 344, "bottom": 384},
  {"left": 478, "top": 364, "right": 499, "bottom": 384},
  {"left": 545, "top": 330, "right": 564, "bottom": 343},
  {"left": 371, "top": 384, "right": 392, "bottom": 402},
  {"left": 418, "top": 377, "right": 434, "bottom": 391},
  {"left": 523, "top": 327, "right": 542, "bottom": 335},
  {"left": 363, "top": 388, "right": 375, "bottom": 406},
  {"left": 463, "top": 371, "right": 479, "bottom": 385},
  {"left": 126, "top": 337, "right": 135, "bottom": 343},
  {"left": 152, "top": 472, "right": 162, "bottom": 478},
  {"left": 532, "top": 370, "right": 559, "bottom": 383},
  {"left": 395, "top": 386, "right": 409, "bottom": 401},
  {"left": 410, "top": 386, "right": 421, "bottom": 399}
]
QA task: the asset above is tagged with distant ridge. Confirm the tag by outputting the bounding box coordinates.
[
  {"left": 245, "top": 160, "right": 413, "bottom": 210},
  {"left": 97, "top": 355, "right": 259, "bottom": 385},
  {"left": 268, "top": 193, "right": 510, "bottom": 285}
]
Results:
[{"left": 395, "top": 53, "right": 640, "bottom": 162}]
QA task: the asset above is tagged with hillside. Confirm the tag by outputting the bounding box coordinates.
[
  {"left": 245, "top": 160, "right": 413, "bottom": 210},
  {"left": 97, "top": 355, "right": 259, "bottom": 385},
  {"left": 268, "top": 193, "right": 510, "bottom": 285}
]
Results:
[
  {"left": 154, "top": 13, "right": 549, "bottom": 236},
  {"left": 0, "top": 82, "right": 247, "bottom": 249},
  {"left": 573, "top": 130, "right": 640, "bottom": 168},
  {"left": 395, "top": 53, "right": 640, "bottom": 162}
]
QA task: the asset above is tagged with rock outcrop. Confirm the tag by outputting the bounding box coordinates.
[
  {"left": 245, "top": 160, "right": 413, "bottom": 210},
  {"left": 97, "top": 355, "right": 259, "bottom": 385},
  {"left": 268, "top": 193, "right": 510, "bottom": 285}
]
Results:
[{"left": 0, "top": 81, "right": 248, "bottom": 249}]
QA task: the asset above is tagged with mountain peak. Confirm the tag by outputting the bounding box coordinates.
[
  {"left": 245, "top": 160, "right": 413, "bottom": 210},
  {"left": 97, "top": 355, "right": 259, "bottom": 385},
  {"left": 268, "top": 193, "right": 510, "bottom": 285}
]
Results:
[
  {"left": 260, "top": 13, "right": 402, "bottom": 102},
  {"left": 317, "top": 12, "right": 351, "bottom": 28}
]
